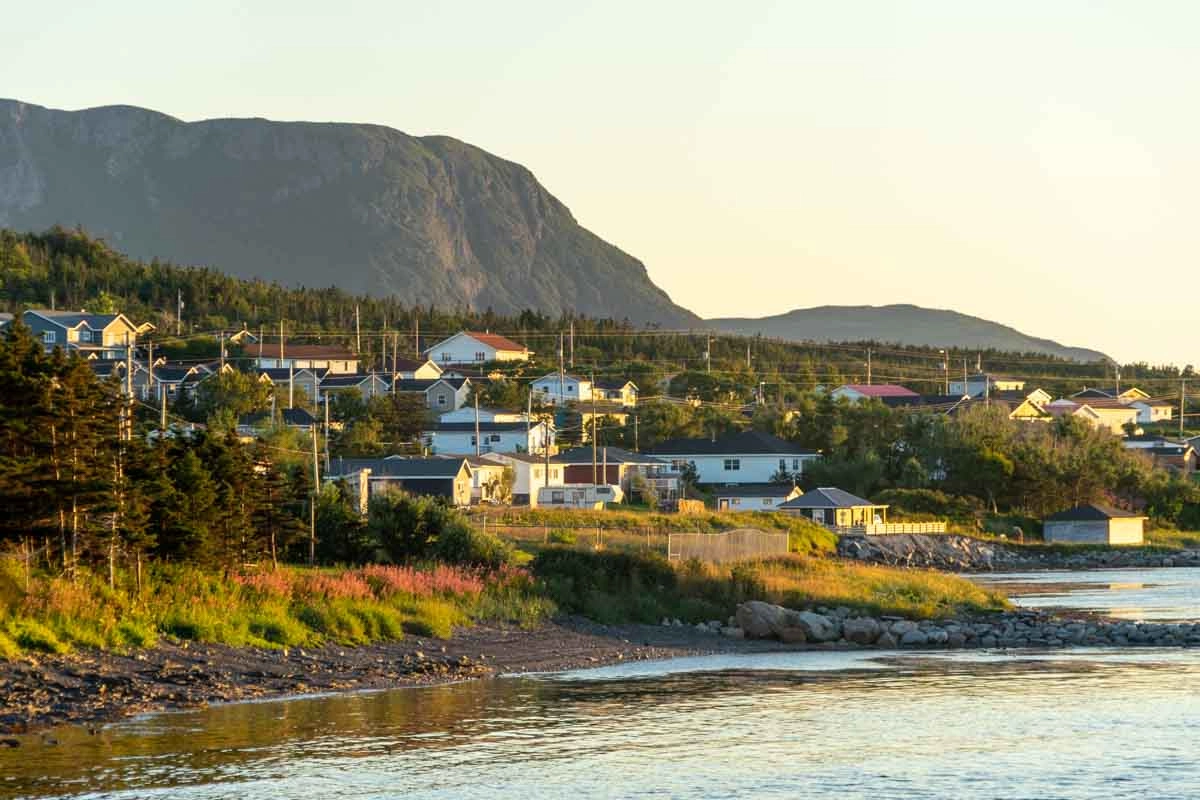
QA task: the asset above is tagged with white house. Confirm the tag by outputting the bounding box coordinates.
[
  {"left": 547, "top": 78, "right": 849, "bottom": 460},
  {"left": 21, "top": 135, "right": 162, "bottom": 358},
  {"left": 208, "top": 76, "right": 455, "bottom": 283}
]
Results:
[
  {"left": 1126, "top": 398, "right": 1175, "bottom": 424},
  {"left": 713, "top": 483, "right": 803, "bottom": 511},
  {"left": 423, "top": 420, "right": 553, "bottom": 455},
  {"left": 648, "top": 431, "right": 820, "bottom": 485},
  {"left": 949, "top": 373, "right": 1026, "bottom": 398},
  {"left": 424, "top": 331, "right": 531, "bottom": 365},
  {"left": 482, "top": 452, "right": 565, "bottom": 506},
  {"left": 531, "top": 373, "right": 593, "bottom": 405},
  {"left": 391, "top": 357, "right": 443, "bottom": 380},
  {"left": 255, "top": 343, "right": 359, "bottom": 375}
]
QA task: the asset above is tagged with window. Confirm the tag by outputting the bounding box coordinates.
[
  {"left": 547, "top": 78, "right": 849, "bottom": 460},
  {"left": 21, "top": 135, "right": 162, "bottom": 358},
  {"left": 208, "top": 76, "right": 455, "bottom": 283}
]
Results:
[
  {"left": 793, "top": 459, "right": 800, "bottom": 470},
  {"left": 552, "top": 468, "right": 560, "bottom": 479},
  {"left": 475, "top": 351, "right": 486, "bottom": 361},
  {"left": 568, "top": 384, "right": 575, "bottom": 392},
  {"left": 470, "top": 435, "right": 477, "bottom": 445},
  {"left": 723, "top": 459, "right": 741, "bottom": 471},
  {"left": 489, "top": 434, "right": 501, "bottom": 443},
  {"left": 441, "top": 352, "right": 452, "bottom": 362},
  {"left": 551, "top": 491, "right": 565, "bottom": 503},
  {"left": 534, "top": 468, "right": 542, "bottom": 479},
  {"left": 762, "top": 498, "right": 773, "bottom": 506},
  {"left": 731, "top": 498, "right": 741, "bottom": 506},
  {"left": 42, "top": 331, "right": 56, "bottom": 344},
  {"left": 436, "top": 393, "right": 448, "bottom": 406},
  {"left": 779, "top": 459, "right": 787, "bottom": 471},
  {"left": 78, "top": 330, "right": 91, "bottom": 342}
]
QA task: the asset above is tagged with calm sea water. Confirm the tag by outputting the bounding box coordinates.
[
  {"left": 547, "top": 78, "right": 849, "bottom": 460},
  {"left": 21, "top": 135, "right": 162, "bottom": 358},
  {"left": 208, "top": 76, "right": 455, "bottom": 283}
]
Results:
[
  {"left": 5, "top": 571, "right": 1200, "bottom": 799},
  {"left": 975, "top": 566, "right": 1200, "bottom": 621}
]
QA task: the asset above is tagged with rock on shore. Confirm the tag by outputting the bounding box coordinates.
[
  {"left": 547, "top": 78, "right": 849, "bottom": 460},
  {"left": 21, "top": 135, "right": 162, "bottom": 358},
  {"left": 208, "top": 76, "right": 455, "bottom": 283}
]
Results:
[
  {"left": 724, "top": 601, "right": 1200, "bottom": 650},
  {"left": 837, "top": 533, "right": 1200, "bottom": 572}
]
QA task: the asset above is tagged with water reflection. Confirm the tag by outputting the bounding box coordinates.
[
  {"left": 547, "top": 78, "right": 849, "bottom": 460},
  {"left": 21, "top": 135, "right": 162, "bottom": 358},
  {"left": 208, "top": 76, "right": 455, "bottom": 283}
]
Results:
[
  {"left": 975, "top": 567, "right": 1200, "bottom": 621},
  {"left": 5, "top": 649, "right": 1200, "bottom": 799}
]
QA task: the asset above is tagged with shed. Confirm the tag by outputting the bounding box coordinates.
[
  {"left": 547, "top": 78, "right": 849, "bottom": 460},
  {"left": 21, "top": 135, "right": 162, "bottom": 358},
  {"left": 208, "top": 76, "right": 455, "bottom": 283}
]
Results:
[
  {"left": 1043, "top": 504, "right": 1145, "bottom": 545},
  {"left": 778, "top": 487, "right": 888, "bottom": 528}
]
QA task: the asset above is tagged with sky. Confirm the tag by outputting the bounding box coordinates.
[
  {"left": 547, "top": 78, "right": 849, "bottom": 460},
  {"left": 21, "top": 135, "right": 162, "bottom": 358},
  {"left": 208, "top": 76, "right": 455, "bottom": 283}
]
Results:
[{"left": 4, "top": 1, "right": 1197, "bottom": 366}]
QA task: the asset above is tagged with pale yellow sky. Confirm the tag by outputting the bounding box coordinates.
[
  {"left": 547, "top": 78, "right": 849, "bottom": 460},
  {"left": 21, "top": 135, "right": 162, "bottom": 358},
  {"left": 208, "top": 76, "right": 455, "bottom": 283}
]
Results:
[{"left": 4, "top": 1, "right": 1196, "bottom": 365}]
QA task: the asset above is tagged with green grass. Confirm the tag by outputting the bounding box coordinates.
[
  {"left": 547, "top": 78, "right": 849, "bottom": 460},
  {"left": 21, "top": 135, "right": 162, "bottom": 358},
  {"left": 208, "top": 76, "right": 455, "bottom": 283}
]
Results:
[
  {"left": 1146, "top": 529, "right": 1200, "bottom": 549},
  {"left": 532, "top": 549, "right": 1009, "bottom": 625},
  {"left": 0, "top": 559, "right": 550, "bottom": 659}
]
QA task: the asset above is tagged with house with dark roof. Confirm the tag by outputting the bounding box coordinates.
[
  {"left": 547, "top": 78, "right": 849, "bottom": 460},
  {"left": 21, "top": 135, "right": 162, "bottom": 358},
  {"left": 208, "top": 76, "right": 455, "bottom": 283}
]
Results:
[
  {"left": 324, "top": 456, "right": 473, "bottom": 508},
  {"left": 1071, "top": 386, "right": 1151, "bottom": 402},
  {"left": 12, "top": 309, "right": 143, "bottom": 359},
  {"left": 530, "top": 372, "right": 592, "bottom": 405},
  {"left": 389, "top": 357, "right": 443, "bottom": 381},
  {"left": 1044, "top": 503, "right": 1145, "bottom": 544},
  {"left": 319, "top": 372, "right": 390, "bottom": 401},
  {"left": 237, "top": 407, "right": 317, "bottom": 438},
  {"left": 830, "top": 384, "right": 919, "bottom": 403},
  {"left": 256, "top": 367, "right": 326, "bottom": 405},
  {"left": 713, "top": 483, "right": 803, "bottom": 512},
  {"left": 393, "top": 377, "right": 473, "bottom": 411},
  {"left": 648, "top": 431, "right": 820, "bottom": 485},
  {"left": 552, "top": 446, "right": 678, "bottom": 497},
  {"left": 254, "top": 341, "right": 360, "bottom": 374},
  {"left": 948, "top": 373, "right": 1026, "bottom": 398},
  {"left": 594, "top": 379, "right": 639, "bottom": 407},
  {"left": 422, "top": 420, "right": 553, "bottom": 456},
  {"left": 879, "top": 394, "right": 971, "bottom": 413},
  {"left": 424, "top": 331, "right": 531, "bottom": 365},
  {"left": 778, "top": 488, "right": 888, "bottom": 528}
]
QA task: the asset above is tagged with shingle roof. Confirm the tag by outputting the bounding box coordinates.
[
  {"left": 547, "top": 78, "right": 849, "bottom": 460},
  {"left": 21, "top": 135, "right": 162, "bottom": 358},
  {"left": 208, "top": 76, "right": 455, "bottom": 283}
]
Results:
[
  {"left": 320, "top": 374, "right": 381, "bottom": 388},
  {"left": 1045, "top": 503, "right": 1144, "bottom": 521},
  {"left": 26, "top": 310, "right": 125, "bottom": 330},
  {"left": 779, "top": 487, "right": 881, "bottom": 509},
  {"left": 258, "top": 367, "right": 328, "bottom": 381},
  {"left": 393, "top": 377, "right": 470, "bottom": 392},
  {"left": 879, "top": 394, "right": 969, "bottom": 410},
  {"left": 552, "top": 446, "right": 666, "bottom": 465},
  {"left": 326, "top": 457, "right": 469, "bottom": 479},
  {"left": 649, "top": 430, "right": 817, "bottom": 456},
  {"left": 594, "top": 378, "right": 637, "bottom": 391},
  {"left": 464, "top": 331, "right": 527, "bottom": 352},
  {"left": 262, "top": 342, "right": 358, "bottom": 360},
  {"left": 712, "top": 483, "right": 800, "bottom": 498},
  {"left": 239, "top": 408, "right": 317, "bottom": 427},
  {"left": 837, "top": 384, "right": 919, "bottom": 398}
]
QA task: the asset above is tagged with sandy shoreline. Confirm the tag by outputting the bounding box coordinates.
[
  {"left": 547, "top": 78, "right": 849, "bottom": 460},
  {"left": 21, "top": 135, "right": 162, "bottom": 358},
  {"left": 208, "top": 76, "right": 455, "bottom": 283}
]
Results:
[{"left": 0, "top": 619, "right": 787, "bottom": 737}]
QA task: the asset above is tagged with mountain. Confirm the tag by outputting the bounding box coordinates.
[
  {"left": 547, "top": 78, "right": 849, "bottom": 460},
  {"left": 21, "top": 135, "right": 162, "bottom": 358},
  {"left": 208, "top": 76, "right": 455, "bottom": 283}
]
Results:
[
  {"left": 0, "top": 99, "right": 697, "bottom": 326},
  {"left": 707, "top": 304, "right": 1107, "bottom": 362}
]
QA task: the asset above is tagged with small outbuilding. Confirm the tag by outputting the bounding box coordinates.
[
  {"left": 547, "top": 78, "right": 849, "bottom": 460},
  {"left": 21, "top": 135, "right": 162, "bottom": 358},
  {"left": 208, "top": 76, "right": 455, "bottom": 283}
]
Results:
[
  {"left": 778, "top": 487, "right": 888, "bottom": 529},
  {"left": 1043, "top": 503, "right": 1146, "bottom": 545}
]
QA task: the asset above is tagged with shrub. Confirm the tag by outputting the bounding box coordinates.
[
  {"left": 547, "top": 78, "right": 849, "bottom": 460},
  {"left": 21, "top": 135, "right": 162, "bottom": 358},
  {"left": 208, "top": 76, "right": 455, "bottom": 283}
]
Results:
[
  {"left": 431, "top": 521, "right": 513, "bottom": 569},
  {"left": 10, "top": 619, "right": 69, "bottom": 654},
  {"left": 548, "top": 529, "right": 577, "bottom": 545},
  {"left": 0, "top": 631, "right": 19, "bottom": 659},
  {"left": 114, "top": 619, "right": 158, "bottom": 650},
  {"left": 398, "top": 598, "right": 465, "bottom": 638},
  {"left": 362, "top": 564, "right": 485, "bottom": 598}
]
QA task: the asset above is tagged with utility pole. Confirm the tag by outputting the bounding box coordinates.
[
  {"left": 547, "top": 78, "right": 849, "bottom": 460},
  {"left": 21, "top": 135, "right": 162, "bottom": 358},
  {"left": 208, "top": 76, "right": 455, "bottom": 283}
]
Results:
[
  {"left": 558, "top": 332, "right": 565, "bottom": 405},
  {"left": 160, "top": 385, "right": 167, "bottom": 434},
  {"left": 569, "top": 320, "right": 575, "bottom": 368},
  {"left": 354, "top": 305, "right": 361, "bottom": 355},
  {"left": 258, "top": 325, "right": 264, "bottom": 364},
  {"left": 1182, "top": 379, "right": 1187, "bottom": 439},
  {"left": 526, "top": 390, "right": 532, "bottom": 452},
  {"left": 219, "top": 332, "right": 226, "bottom": 371},
  {"left": 147, "top": 341, "right": 154, "bottom": 402},
  {"left": 634, "top": 414, "right": 639, "bottom": 453},
  {"left": 392, "top": 332, "right": 398, "bottom": 377},
  {"left": 176, "top": 289, "right": 183, "bottom": 336},
  {"left": 288, "top": 364, "right": 295, "bottom": 409},
  {"left": 746, "top": 344, "right": 751, "bottom": 370},
  {"left": 382, "top": 324, "right": 387, "bottom": 373},
  {"left": 474, "top": 392, "right": 481, "bottom": 457},
  {"left": 866, "top": 348, "right": 872, "bottom": 385},
  {"left": 414, "top": 317, "right": 420, "bottom": 359},
  {"left": 705, "top": 334, "right": 712, "bottom": 374},
  {"left": 279, "top": 320, "right": 285, "bottom": 362},
  {"left": 310, "top": 425, "right": 319, "bottom": 565},
  {"left": 591, "top": 368, "right": 598, "bottom": 485},
  {"left": 324, "top": 394, "right": 331, "bottom": 474},
  {"left": 962, "top": 360, "right": 968, "bottom": 396}
]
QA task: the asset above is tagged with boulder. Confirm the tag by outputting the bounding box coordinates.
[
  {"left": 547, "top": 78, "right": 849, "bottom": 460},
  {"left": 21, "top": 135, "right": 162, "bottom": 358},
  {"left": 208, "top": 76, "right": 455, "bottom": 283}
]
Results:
[
  {"left": 794, "top": 611, "right": 840, "bottom": 643},
  {"left": 735, "top": 601, "right": 790, "bottom": 639},
  {"left": 777, "top": 626, "right": 808, "bottom": 644},
  {"left": 900, "top": 629, "right": 929, "bottom": 647},
  {"left": 842, "top": 617, "right": 882, "bottom": 645},
  {"left": 876, "top": 631, "right": 899, "bottom": 649},
  {"left": 720, "top": 626, "right": 746, "bottom": 639}
]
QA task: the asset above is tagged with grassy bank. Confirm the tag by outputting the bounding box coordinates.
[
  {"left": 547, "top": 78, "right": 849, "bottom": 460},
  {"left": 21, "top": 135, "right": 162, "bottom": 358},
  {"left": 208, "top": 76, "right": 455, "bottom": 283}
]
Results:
[
  {"left": 534, "top": 550, "right": 1010, "bottom": 625},
  {"left": 470, "top": 507, "right": 837, "bottom": 555},
  {"left": 0, "top": 560, "right": 552, "bottom": 659}
]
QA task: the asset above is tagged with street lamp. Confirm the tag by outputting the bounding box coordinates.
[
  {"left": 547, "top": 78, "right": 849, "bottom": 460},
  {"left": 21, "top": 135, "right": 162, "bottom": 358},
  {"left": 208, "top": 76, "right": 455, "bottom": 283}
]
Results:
[{"left": 939, "top": 349, "right": 948, "bottom": 394}]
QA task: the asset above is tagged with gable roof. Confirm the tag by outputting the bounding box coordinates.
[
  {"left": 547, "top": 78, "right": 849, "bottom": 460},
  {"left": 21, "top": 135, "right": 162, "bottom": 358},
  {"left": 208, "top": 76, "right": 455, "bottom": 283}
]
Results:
[
  {"left": 259, "top": 342, "right": 357, "bottom": 360},
  {"left": 533, "top": 372, "right": 589, "bottom": 384},
  {"left": 1045, "top": 503, "right": 1144, "bottom": 521},
  {"left": 712, "top": 483, "right": 801, "bottom": 498},
  {"left": 257, "top": 367, "right": 328, "bottom": 381},
  {"left": 879, "top": 394, "right": 969, "bottom": 410},
  {"left": 239, "top": 408, "right": 317, "bottom": 428},
  {"left": 391, "top": 357, "right": 441, "bottom": 373},
  {"left": 552, "top": 446, "right": 666, "bottom": 465},
  {"left": 779, "top": 487, "right": 881, "bottom": 509},
  {"left": 594, "top": 378, "right": 638, "bottom": 391},
  {"left": 326, "top": 456, "right": 470, "bottom": 479},
  {"left": 835, "top": 384, "right": 920, "bottom": 398},
  {"left": 24, "top": 309, "right": 134, "bottom": 332},
  {"left": 393, "top": 377, "right": 471, "bottom": 393},
  {"left": 464, "top": 331, "right": 527, "bottom": 352},
  {"left": 649, "top": 430, "right": 817, "bottom": 456},
  {"left": 320, "top": 374, "right": 384, "bottom": 389}
]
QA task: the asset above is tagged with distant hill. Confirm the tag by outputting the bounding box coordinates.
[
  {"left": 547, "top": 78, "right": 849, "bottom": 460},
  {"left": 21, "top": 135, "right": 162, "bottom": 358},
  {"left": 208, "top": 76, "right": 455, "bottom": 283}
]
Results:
[
  {"left": 707, "top": 304, "right": 1107, "bottom": 362},
  {"left": 0, "top": 99, "right": 698, "bottom": 327}
]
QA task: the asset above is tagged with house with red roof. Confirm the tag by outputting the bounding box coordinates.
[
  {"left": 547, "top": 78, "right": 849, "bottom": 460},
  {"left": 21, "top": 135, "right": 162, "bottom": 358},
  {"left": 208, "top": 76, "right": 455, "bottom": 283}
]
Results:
[
  {"left": 424, "top": 331, "right": 531, "bottom": 365},
  {"left": 830, "top": 384, "right": 921, "bottom": 403}
]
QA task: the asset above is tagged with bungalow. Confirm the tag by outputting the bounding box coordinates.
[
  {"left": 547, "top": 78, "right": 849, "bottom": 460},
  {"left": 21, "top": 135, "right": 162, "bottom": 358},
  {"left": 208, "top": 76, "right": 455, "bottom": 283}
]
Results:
[
  {"left": 552, "top": 446, "right": 678, "bottom": 497},
  {"left": 648, "top": 430, "right": 820, "bottom": 485},
  {"left": 319, "top": 373, "right": 389, "bottom": 401},
  {"left": 394, "top": 377, "right": 473, "bottom": 411},
  {"left": 593, "top": 379, "right": 639, "bottom": 407},
  {"left": 831, "top": 384, "right": 920, "bottom": 403},
  {"left": 1045, "top": 399, "right": 1137, "bottom": 434},
  {"left": 481, "top": 452, "right": 565, "bottom": 506},
  {"left": 16, "top": 310, "right": 142, "bottom": 359},
  {"left": 255, "top": 342, "right": 359, "bottom": 375},
  {"left": 879, "top": 394, "right": 970, "bottom": 413},
  {"left": 1126, "top": 398, "right": 1175, "bottom": 424},
  {"left": 425, "top": 331, "right": 531, "bottom": 365},
  {"left": 537, "top": 483, "right": 624, "bottom": 509},
  {"left": 778, "top": 487, "right": 888, "bottom": 529},
  {"left": 948, "top": 373, "right": 1026, "bottom": 398},
  {"left": 1043, "top": 503, "right": 1145, "bottom": 545},
  {"left": 423, "top": 420, "right": 553, "bottom": 455},
  {"left": 324, "top": 456, "right": 473, "bottom": 508},
  {"left": 531, "top": 373, "right": 593, "bottom": 405},
  {"left": 1071, "top": 386, "right": 1151, "bottom": 403},
  {"left": 464, "top": 457, "right": 512, "bottom": 504},
  {"left": 713, "top": 483, "right": 803, "bottom": 511}
]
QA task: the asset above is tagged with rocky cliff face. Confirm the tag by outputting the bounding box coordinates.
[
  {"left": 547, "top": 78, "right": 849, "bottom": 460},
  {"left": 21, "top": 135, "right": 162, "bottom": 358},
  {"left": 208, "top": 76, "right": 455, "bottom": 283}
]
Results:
[{"left": 0, "top": 99, "right": 697, "bottom": 326}]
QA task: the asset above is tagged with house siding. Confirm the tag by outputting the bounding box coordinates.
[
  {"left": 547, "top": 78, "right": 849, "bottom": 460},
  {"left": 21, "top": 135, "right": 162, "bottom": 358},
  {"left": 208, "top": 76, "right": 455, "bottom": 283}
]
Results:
[
  {"left": 658, "top": 453, "right": 816, "bottom": 484},
  {"left": 1044, "top": 518, "right": 1144, "bottom": 545}
]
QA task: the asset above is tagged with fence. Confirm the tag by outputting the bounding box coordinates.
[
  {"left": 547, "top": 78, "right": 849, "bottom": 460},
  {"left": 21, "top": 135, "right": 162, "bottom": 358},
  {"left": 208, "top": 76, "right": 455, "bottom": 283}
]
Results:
[
  {"left": 667, "top": 528, "right": 789, "bottom": 564},
  {"left": 477, "top": 521, "right": 670, "bottom": 554},
  {"left": 841, "top": 522, "right": 948, "bottom": 536}
]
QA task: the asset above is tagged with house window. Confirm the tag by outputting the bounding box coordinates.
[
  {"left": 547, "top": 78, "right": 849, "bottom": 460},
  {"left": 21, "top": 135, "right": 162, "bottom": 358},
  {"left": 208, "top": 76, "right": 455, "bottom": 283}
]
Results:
[
  {"left": 489, "top": 434, "right": 501, "bottom": 443},
  {"left": 534, "top": 468, "right": 542, "bottom": 479},
  {"left": 762, "top": 498, "right": 772, "bottom": 506},
  {"left": 779, "top": 459, "right": 787, "bottom": 471},
  {"left": 793, "top": 459, "right": 800, "bottom": 470},
  {"left": 441, "top": 352, "right": 452, "bottom": 362},
  {"left": 552, "top": 469, "right": 560, "bottom": 479},
  {"left": 475, "top": 351, "right": 486, "bottom": 361},
  {"left": 552, "top": 490, "right": 565, "bottom": 503},
  {"left": 43, "top": 331, "right": 56, "bottom": 344},
  {"left": 436, "top": 393, "right": 448, "bottom": 406},
  {"left": 568, "top": 385, "right": 575, "bottom": 392},
  {"left": 78, "top": 331, "right": 91, "bottom": 342},
  {"left": 731, "top": 498, "right": 740, "bottom": 506},
  {"left": 723, "top": 459, "right": 740, "bottom": 471}
]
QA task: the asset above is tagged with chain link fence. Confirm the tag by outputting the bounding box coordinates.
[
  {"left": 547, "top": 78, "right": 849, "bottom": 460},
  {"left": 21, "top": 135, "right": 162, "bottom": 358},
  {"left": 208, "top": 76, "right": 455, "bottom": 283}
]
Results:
[{"left": 667, "top": 529, "right": 789, "bottom": 564}]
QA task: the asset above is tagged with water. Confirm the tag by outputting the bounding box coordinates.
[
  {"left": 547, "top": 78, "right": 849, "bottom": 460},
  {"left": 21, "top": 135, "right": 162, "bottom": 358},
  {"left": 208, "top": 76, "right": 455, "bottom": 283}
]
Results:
[
  {"left": 6, "top": 570, "right": 1200, "bottom": 799},
  {"left": 974, "top": 566, "right": 1200, "bottom": 621}
]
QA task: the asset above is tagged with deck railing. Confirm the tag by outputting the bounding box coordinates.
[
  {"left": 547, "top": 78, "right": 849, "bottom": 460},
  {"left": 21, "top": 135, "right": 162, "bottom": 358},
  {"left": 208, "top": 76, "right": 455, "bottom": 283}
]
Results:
[{"left": 840, "top": 521, "right": 948, "bottom": 536}]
